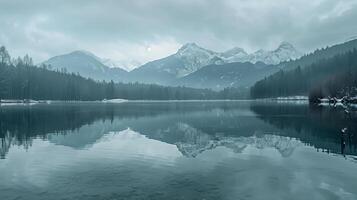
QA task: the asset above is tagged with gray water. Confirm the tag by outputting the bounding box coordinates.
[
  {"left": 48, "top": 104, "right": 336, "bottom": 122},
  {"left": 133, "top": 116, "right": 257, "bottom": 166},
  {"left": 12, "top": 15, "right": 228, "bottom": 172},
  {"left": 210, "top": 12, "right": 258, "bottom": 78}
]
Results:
[{"left": 0, "top": 101, "right": 356, "bottom": 200}]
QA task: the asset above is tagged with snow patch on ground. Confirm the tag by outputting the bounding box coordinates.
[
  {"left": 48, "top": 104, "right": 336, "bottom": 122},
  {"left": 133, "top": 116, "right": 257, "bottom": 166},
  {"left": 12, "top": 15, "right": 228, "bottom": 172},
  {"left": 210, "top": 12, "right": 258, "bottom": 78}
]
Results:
[
  {"left": 276, "top": 96, "right": 308, "bottom": 100},
  {"left": 0, "top": 99, "right": 41, "bottom": 106},
  {"left": 102, "top": 99, "right": 128, "bottom": 103}
]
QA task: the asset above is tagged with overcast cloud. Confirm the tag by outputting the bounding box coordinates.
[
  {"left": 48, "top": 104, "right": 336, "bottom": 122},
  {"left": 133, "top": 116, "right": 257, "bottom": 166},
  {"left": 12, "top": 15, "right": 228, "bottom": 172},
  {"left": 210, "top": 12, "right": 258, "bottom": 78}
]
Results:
[{"left": 1, "top": 0, "right": 357, "bottom": 69}]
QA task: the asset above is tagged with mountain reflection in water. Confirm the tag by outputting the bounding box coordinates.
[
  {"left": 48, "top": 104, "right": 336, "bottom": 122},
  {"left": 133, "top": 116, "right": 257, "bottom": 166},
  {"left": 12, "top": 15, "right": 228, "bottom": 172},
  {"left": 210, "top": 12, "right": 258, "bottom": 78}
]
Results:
[
  {"left": 1, "top": 101, "right": 357, "bottom": 200},
  {"left": 1, "top": 101, "right": 356, "bottom": 159}
]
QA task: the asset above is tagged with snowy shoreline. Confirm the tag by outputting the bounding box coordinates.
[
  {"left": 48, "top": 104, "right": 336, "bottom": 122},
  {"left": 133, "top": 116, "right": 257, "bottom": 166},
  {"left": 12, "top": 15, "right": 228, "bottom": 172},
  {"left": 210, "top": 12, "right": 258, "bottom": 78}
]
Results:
[
  {"left": 253, "top": 96, "right": 309, "bottom": 104},
  {"left": 0, "top": 99, "right": 252, "bottom": 106},
  {"left": 0, "top": 99, "right": 128, "bottom": 106},
  {"left": 316, "top": 96, "right": 357, "bottom": 108}
]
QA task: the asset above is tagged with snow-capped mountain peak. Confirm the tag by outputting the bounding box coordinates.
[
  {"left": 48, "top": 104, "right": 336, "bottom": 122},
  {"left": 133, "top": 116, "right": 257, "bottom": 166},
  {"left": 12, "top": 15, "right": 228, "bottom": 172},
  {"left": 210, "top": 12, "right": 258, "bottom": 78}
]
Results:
[
  {"left": 64, "top": 50, "right": 138, "bottom": 72},
  {"left": 273, "top": 41, "right": 302, "bottom": 61},
  {"left": 178, "top": 42, "right": 199, "bottom": 51},
  {"left": 173, "top": 43, "right": 221, "bottom": 77},
  {"left": 246, "top": 42, "right": 302, "bottom": 65},
  {"left": 177, "top": 42, "right": 216, "bottom": 56},
  {"left": 220, "top": 42, "right": 302, "bottom": 65},
  {"left": 42, "top": 50, "right": 128, "bottom": 81},
  {"left": 221, "top": 47, "right": 248, "bottom": 58}
]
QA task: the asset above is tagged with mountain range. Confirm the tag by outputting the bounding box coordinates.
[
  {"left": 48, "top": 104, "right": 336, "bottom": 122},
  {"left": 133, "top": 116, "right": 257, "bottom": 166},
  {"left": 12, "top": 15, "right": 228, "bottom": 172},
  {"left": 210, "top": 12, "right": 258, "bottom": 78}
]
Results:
[
  {"left": 42, "top": 41, "right": 302, "bottom": 89},
  {"left": 128, "top": 42, "right": 301, "bottom": 85}
]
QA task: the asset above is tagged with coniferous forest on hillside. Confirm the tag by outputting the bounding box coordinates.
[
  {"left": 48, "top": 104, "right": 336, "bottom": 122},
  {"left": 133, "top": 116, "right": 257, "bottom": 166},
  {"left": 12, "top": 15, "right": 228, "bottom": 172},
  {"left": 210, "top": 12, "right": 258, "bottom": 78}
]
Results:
[{"left": 250, "top": 49, "right": 357, "bottom": 101}]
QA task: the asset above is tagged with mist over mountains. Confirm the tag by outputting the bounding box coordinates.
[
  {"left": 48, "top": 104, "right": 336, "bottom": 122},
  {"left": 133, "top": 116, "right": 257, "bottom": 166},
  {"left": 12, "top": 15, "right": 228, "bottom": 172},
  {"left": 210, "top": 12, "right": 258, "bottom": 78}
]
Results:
[
  {"left": 42, "top": 42, "right": 302, "bottom": 89},
  {"left": 39, "top": 38, "right": 357, "bottom": 97}
]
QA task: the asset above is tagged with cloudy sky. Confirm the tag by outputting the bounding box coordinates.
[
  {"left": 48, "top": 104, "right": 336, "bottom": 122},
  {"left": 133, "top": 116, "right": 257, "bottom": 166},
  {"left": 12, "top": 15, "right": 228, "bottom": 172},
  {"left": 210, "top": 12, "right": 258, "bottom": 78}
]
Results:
[{"left": 1, "top": 0, "right": 357, "bottom": 70}]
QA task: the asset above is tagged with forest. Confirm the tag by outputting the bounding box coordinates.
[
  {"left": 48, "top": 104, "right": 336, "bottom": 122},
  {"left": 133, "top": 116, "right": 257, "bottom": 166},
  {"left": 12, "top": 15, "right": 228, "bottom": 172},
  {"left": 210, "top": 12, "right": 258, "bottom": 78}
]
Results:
[
  {"left": 250, "top": 49, "right": 357, "bottom": 101},
  {"left": 279, "top": 38, "right": 357, "bottom": 70},
  {"left": 0, "top": 46, "right": 242, "bottom": 101}
]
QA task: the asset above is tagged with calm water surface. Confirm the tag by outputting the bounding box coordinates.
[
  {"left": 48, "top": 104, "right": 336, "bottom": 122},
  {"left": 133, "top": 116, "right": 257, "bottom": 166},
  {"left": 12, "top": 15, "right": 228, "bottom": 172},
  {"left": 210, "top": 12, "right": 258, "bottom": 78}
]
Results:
[{"left": 0, "top": 101, "right": 357, "bottom": 200}]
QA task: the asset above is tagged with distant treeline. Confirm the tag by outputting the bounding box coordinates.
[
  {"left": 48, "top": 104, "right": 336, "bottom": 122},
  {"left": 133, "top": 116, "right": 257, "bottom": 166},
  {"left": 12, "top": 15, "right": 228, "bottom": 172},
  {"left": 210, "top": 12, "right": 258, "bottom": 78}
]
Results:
[
  {"left": 250, "top": 49, "right": 357, "bottom": 101},
  {"left": 0, "top": 46, "right": 243, "bottom": 101}
]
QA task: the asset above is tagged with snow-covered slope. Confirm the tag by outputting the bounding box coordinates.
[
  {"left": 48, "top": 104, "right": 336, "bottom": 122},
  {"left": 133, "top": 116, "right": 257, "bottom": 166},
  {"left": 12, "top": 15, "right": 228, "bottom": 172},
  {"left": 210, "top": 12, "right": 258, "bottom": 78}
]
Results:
[
  {"left": 223, "top": 42, "right": 302, "bottom": 65},
  {"left": 175, "top": 43, "right": 224, "bottom": 77},
  {"left": 248, "top": 42, "right": 302, "bottom": 64}
]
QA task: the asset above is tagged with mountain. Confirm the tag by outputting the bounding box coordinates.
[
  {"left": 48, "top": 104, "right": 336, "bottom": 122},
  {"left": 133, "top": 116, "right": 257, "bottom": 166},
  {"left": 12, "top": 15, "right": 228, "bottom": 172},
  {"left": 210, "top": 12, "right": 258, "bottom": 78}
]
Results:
[
  {"left": 176, "top": 62, "right": 279, "bottom": 90},
  {"left": 128, "top": 43, "right": 223, "bottom": 85},
  {"left": 42, "top": 50, "right": 128, "bottom": 81}
]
